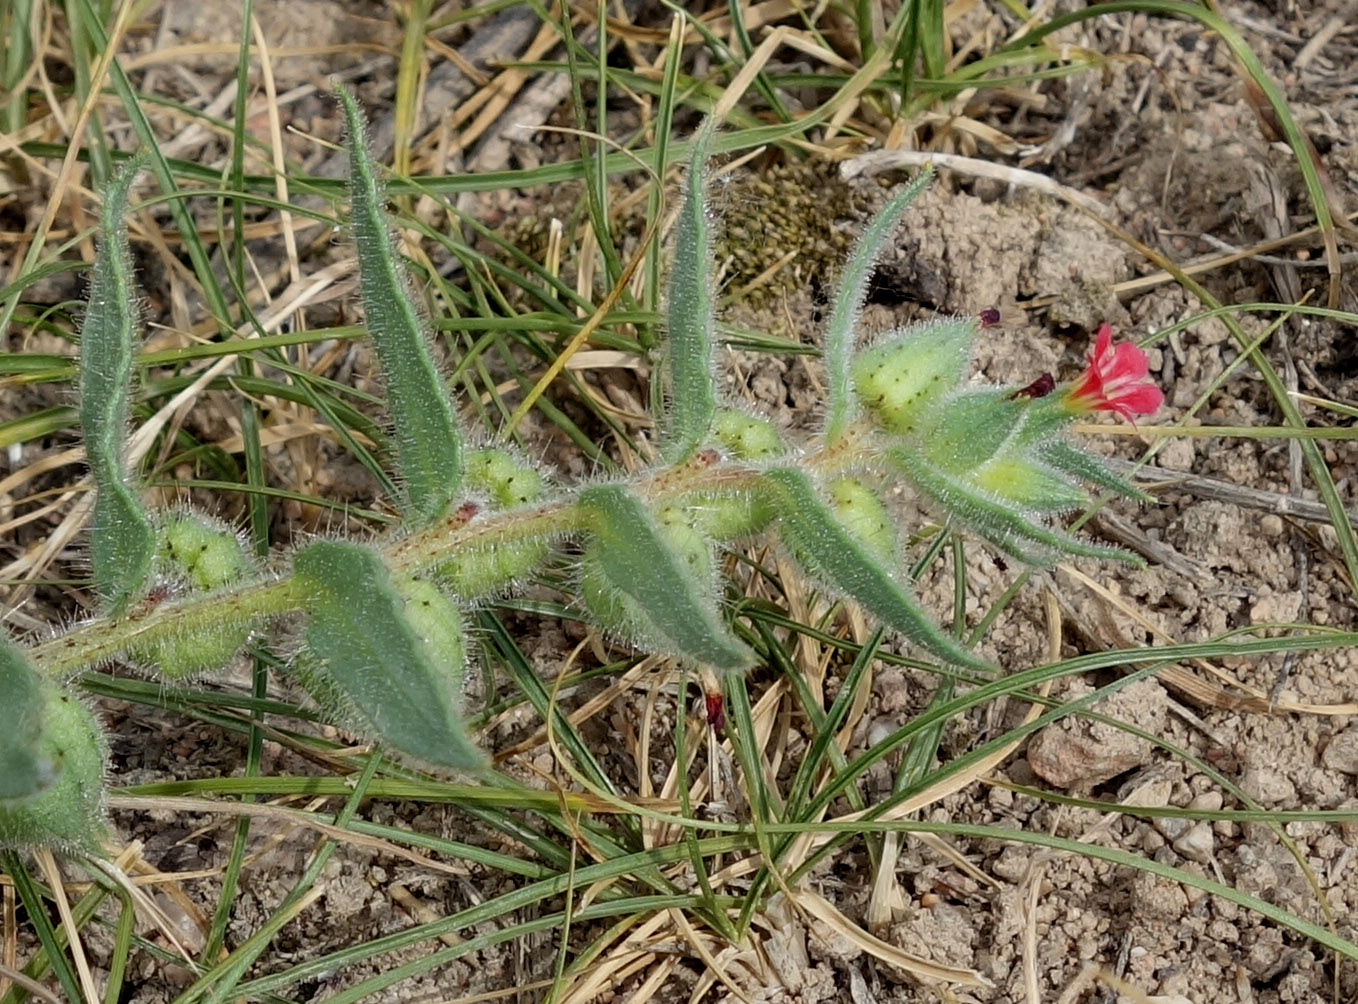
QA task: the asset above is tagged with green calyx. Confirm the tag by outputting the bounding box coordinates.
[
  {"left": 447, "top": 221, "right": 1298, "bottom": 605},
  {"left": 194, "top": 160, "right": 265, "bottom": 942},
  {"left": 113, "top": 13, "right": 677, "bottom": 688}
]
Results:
[
  {"left": 850, "top": 317, "right": 974, "bottom": 436},
  {"left": 712, "top": 409, "right": 783, "bottom": 460},
  {"left": 131, "top": 512, "right": 259, "bottom": 679},
  {"left": 157, "top": 511, "right": 254, "bottom": 591},
  {"left": 435, "top": 537, "right": 552, "bottom": 599},
  {"left": 678, "top": 488, "right": 776, "bottom": 541},
  {"left": 910, "top": 390, "right": 1087, "bottom": 514},
  {"left": 395, "top": 577, "right": 468, "bottom": 694},
  {"left": 464, "top": 448, "right": 545, "bottom": 509},
  {"left": 827, "top": 477, "right": 897, "bottom": 565}
]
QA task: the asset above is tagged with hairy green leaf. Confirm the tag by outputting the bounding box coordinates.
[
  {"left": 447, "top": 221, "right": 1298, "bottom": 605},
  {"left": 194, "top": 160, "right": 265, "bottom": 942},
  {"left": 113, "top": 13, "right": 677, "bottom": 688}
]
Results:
[
  {"left": 823, "top": 165, "right": 935, "bottom": 443},
  {"left": 762, "top": 467, "right": 989, "bottom": 670},
  {"left": 294, "top": 541, "right": 482, "bottom": 769},
  {"left": 1041, "top": 440, "right": 1154, "bottom": 502},
  {"left": 0, "top": 687, "right": 106, "bottom": 852},
  {"left": 0, "top": 639, "right": 53, "bottom": 800},
  {"left": 890, "top": 446, "right": 1140, "bottom": 566},
  {"left": 661, "top": 119, "right": 718, "bottom": 464},
  {"left": 336, "top": 85, "right": 463, "bottom": 527},
  {"left": 78, "top": 154, "right": 155, "bottom": 610},
  {"left": 577, "top": 485, "right": 753, "bottom": 673}
]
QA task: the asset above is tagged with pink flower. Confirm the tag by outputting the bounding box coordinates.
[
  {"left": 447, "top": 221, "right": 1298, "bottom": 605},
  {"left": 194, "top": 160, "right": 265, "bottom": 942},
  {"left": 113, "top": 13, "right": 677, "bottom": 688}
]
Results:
[{"left": 1064, "top": 323, "right": 1164, "bottom": 421}]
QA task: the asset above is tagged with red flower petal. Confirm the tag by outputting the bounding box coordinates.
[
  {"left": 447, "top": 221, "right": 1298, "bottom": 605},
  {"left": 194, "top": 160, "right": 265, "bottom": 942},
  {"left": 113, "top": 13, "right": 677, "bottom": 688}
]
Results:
[{"left": 1064, "top": 324, "right": 1162, "bottom": 421}]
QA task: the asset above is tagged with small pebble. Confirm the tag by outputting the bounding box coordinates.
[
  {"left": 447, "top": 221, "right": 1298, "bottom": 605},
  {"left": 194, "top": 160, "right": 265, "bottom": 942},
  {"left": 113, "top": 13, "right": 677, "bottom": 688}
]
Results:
[
  {"left": 1172, "top": 821, "right": 1215, "bottom": 863},
  {"left": 1321, "top": 729, "right": 1358, "bottom": 775}
]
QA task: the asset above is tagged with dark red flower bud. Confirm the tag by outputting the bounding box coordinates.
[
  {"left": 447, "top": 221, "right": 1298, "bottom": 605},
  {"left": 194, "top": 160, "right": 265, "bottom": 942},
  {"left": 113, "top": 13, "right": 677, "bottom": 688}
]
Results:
[
  {"left": 704, "top": 690, "right": 725, "bottom": 730},
  {"left": 1010, "top": 372, "right": 1055, "bottom": 400}
]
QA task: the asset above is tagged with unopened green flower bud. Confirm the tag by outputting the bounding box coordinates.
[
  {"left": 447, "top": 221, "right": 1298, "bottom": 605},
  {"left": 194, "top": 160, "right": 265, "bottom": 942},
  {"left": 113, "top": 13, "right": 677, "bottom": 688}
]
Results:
[
  {"left": 679, "top": 489, "right": 775, "bottom": 541},
  {"left": 464, "top": 448, "right": 544, "bottom": 509},
  {"left": 0, "top": 688, "right": 106, "bottom": 852},
  {"left": 396, "top": 577, "right": 467, "bottom": 690},
  {"left": 435, "top": 538, "right": 551, "bottom": 598},
  {"left": 158, "top": 511, "right": 253, "bottom": 591},
  {"left": 827, "top": 477, "right": 896, "bottom": 563},
  {"left": 712, "top": 409, "right": 783, "bottom": 460},
  {"left": 137, "top": 624, "right": 255, "bottom": 679},
  {"left": 967, "top": 456, "right": 1086, "bottom": 512},
  {"left": 912, "top": 390, "right": 1086, "bottom": 513},
  {"left": 133, "top": 511, "right": 258, "bottom": 678}
]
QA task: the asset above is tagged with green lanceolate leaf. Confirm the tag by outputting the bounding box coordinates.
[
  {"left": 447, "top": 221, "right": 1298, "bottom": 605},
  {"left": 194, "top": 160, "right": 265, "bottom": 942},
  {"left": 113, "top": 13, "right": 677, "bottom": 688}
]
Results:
[
  {"left": 0, "top": 686, "right": 107, "bottom": 852},
  {"left": 1041, "top": 440, "right": 1155, "bottom": 503},
  {"left": 661, "top": 119, "right": 718, "bottom": 464},
  {"left": 336, "top": 85, "right": 462, "bottom": 527},
  {"left": 577, "top": 484, "right": 753, "bottom": 673},
  {"left": 762, "top": 467, "right": 989, "bottom": 670},
  {"left": 890, "top": 446, "right": 1140, "bottom": 567},
  {"left": 823, "top": 164, "right": 935, "bottom": 443},
  {"left": 0, "top": 638, "right": 53, "bottom": 800},
  {"left": 294, "top": 540, "right": 482, "bottom": 769},
  {"left": 79, "top": 154, "right": 155, "bottom": 610}
]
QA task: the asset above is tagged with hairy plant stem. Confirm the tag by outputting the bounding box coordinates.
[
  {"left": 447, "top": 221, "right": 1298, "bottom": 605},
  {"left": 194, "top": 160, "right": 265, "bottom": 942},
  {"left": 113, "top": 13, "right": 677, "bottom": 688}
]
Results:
[{"left": 32, "top": 424, "right": 882, "bottom": 679}]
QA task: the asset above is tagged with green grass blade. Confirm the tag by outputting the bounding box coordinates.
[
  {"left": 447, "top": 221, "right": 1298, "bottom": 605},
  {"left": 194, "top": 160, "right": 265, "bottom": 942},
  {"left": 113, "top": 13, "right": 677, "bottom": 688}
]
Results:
[
  {"left": 661, "top": 119, "right": 718, "bottom": 463},
  {"left": 335, "top": 86, "right": 464, "bottom": 527},
  {"left": 78, "top": 155, "right": 155, "bottom": 610},
  {"left": 475, "top": 610, "right": 624, "bottom": 801},
  {"left": 577, "top": 484, "right": 754, "bottom": 672},
  {"left": 762, "top": 467, "right": 990, "bottom": 670},
  {"left": 102, "top": 890, "right": 137, "bottom": 1004},
  {"left": 2, "top": 852, "right": 84, "bottom": 1004},
  {"left": 641, "top": 13, "right": 685, "bottom": 352},
  {"left": 822, "top": 165, "right": 934, "bottom": 443},
  {"left": 294, "top": 541, "right": 482, "bottom": 770}
]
